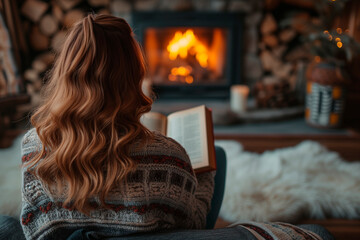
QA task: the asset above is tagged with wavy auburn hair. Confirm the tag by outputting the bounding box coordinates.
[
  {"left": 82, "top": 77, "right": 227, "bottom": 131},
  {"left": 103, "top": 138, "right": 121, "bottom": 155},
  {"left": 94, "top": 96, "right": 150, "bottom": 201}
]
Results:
[{"left": 27, "top": 14, "right": 153, "bottom": 214}]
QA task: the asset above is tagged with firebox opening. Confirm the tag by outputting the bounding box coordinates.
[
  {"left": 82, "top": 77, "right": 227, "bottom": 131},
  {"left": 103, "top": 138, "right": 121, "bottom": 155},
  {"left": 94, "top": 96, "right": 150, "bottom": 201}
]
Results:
[
  {"left": 132, "top": 12, "right": 243, "bottom": 100},
  {"left": 145, "top": 27, "right": 228, "bottom": 86}
]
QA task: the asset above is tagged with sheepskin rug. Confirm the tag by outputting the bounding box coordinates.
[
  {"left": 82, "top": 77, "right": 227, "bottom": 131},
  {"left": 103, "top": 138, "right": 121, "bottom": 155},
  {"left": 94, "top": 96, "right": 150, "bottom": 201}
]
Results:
[
  {"left": 1, "top": 135, "right": 360, "bottom": 223},
  {"left": 216, "top": 140, "right": 360, "bottom": 223}
]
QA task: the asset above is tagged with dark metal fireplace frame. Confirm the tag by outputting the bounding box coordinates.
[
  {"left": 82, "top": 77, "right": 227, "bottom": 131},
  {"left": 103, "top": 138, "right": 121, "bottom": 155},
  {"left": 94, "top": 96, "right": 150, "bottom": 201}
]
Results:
[{"left": 132, "top": 11, "right": 244, "bottom": 100}]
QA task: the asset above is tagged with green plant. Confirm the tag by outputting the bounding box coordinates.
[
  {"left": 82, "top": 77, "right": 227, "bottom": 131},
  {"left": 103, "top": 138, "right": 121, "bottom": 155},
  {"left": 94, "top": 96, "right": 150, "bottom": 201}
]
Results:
[
  {"left": 279, "top": 0, "right": 360, "bottom": 66},
  {"left": 302, "top": 0, "right": 360, "bottom": 66}
]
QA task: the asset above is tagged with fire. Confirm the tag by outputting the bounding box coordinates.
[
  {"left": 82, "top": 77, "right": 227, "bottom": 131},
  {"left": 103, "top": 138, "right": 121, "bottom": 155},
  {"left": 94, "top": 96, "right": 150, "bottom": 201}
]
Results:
[
  {"left": 168, "top": 66, "right": 193, "bottom": 84},
  {"left": 171, "top": 66, "right": 192, "bottom": 76},
  {"left": 185, "top": 76, "right": 194, "bottom": 84},
  {"left": 167, "top": 29, "right": 209, "bottom": 84},
  {"left": 167, "top": 29, "right": 209, "bottom": 68}
]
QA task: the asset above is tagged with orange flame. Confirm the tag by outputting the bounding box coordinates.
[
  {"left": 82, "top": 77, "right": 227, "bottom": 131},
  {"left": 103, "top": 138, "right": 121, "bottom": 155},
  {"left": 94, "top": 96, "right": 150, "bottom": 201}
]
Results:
[
  {"left": 171, "top": 66, "right": 192, "bottom": 76},
  {"left": 167, "top": 29, "right": 208, "bottom": 68},
  {"left": 168, "top": 66, "right": 193, "bottom": 84}
]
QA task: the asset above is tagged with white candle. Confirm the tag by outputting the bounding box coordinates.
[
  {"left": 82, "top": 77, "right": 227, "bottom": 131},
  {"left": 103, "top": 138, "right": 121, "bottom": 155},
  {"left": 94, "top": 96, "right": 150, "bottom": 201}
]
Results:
[{"left": 230, "top": 85, "right": 249, "bottom": 113}]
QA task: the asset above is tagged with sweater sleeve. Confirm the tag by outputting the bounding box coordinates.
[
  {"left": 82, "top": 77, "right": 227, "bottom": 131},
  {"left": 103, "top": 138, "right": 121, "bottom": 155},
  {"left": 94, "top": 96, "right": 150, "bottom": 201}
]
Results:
[
  {"left": 161, "top": 134, "right": 215, "bottom": 229},
  {"left": 191, "top": 171, "right": 215, "bottom": 228},
  {"left": 21, "top": 128, "right": 42, "bottom": 166}
]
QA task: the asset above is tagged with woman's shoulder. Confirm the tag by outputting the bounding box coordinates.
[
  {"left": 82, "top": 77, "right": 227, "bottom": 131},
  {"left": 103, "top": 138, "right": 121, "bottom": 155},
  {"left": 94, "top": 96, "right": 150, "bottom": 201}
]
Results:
[
  {"left": 151, "top": 131, "right": 182, "bottom": 146},
  {"left": 21, "top": 128, "right": 42, "bottom": 154},
  {"left": 132, "top": 131, "right": 190, "bottom": 161}
]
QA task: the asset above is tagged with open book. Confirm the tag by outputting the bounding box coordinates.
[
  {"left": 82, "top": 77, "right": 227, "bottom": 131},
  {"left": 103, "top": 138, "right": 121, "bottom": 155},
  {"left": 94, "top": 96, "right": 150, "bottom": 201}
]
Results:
[{"left": 141, "top": 105, "right": 216, "bottom": 173}]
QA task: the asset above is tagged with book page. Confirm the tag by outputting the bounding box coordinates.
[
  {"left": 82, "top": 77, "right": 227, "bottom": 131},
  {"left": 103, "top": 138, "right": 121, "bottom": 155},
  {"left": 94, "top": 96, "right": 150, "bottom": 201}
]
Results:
[
  {"left": 167, "top": 106, "right": 208, "bottom": 169},
  {"left": 141, "top": 112, "right": 167, "bottom": 135}
]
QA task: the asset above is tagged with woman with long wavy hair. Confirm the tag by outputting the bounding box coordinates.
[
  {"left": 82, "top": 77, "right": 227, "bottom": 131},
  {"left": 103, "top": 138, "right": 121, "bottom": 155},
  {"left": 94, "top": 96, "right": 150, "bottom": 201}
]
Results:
[
  {"left": 18, "top": 14, "right": 215, "bottom": 240},
  {"left": 5, "top": 14, "right": 334, "bottom": 240}
]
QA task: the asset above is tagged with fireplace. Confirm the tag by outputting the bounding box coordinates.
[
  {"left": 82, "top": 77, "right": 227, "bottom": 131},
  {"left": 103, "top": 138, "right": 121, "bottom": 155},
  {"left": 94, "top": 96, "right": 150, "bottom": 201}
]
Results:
[{"left": 132, "top": 12, "right": 244, "bottom": 99}]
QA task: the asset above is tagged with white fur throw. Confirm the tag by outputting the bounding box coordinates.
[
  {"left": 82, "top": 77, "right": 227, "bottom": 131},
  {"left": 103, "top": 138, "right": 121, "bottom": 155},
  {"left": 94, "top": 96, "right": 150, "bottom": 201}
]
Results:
[
  {"left": 215, "top": 140, "right": 360, "bottom": 223},
  {"left": 1, "top": 136, "right": 360, "bottom": 223}
]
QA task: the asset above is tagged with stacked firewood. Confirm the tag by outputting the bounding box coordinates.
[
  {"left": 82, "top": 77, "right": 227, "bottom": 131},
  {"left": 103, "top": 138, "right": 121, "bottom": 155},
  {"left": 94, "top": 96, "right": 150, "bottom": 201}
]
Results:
[
  {"left": 21, "top": 0, "right": 111, "bottom": 53},
  {"left": 253, "top": 8, "right": 314, "bottom": 108},
  {"left": 19, "top": 0, "right": 111, "bottom": 111}
]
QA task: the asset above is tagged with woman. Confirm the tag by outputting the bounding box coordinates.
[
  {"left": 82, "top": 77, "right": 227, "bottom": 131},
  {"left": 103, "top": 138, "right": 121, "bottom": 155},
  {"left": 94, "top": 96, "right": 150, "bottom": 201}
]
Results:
[{"left": 20, "top": 14, "right": 214, "bottom": 239}]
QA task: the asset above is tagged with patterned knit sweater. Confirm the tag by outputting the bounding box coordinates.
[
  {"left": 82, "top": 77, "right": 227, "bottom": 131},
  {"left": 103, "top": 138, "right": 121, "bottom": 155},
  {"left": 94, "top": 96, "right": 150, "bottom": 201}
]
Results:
[{"left": 20, "top": 128, "right": 215, "bottom": 240}]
